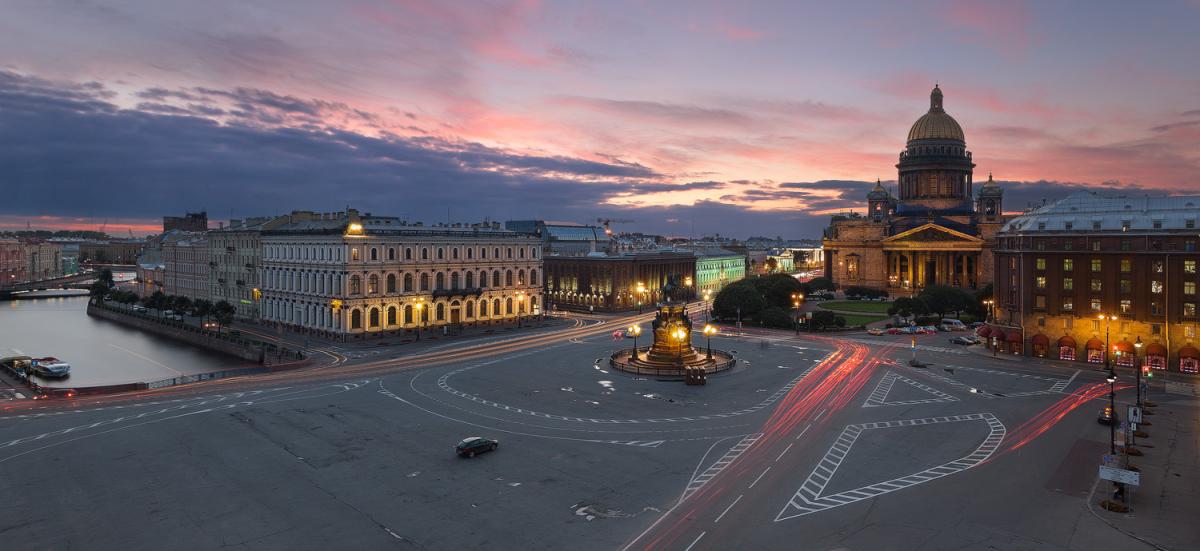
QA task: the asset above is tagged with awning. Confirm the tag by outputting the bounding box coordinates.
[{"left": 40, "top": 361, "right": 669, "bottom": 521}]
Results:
[
  {"left": 1180, "top": 345, "right": 1200, "bottom": 360},
  {"left": 1114, "top": 341, "right": 1134, "bottom": 354},
  {"left": 1145, "top": 343, "right": 1168, "bottom": 357},
  {"left": 976, "top": 326, "right": 992, "bottom": 338},
  {"left": 1085, "top": 338, "right": 1104, "bottom": 350},
  {"left": 1031, "top": 334, "right": 1049, "bottom": 347},
  {"left": 1007, "top": 331, "right": 1022, "bottom": 343},
  {"left": 991, "top": 329, "right": 1006, "bottom": 342},
  {"left": 1058, "top": 335, "right": 1077, "bottom": 349}
]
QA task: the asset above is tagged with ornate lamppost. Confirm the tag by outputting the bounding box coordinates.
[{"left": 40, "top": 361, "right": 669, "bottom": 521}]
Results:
[
  {"left": 414, "top": 299, "right": 425, "bottom": 341},
  {"left": 703, "top": 289, "right": 712, "bottom": 323},
  {"left": 672, "top": 328, "right": 687, "bottom": 364},
  {"left": 703, "top": 324, "right": 716, "bottom": 359},
  {"left": 629, "top": 324, "right": 642, "bottom": 360},
  {"left": 1134, "top": 336, "right": 1143, "bottom": 409}
]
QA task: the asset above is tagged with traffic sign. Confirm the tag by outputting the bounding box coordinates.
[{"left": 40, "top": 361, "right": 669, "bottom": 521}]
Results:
[
  {"left": 1128, "top": 406, "right": 1142, "bottom": 424},
  {"left": 1099, "top": 465, "right": 1140, "bottom": 486}
]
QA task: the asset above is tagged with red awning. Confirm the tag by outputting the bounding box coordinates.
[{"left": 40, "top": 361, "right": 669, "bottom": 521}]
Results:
[
  {"left": 976, "top": 325, "right": 992, "bottom": 338},
  {"left": 1058, "top": 335, "right": 1077, "bottom": 349},
  {"left": 1114, "top": 341, "right": 1134, "bottom": 353},
  {"left": 1180, "top": 345, "right": 1200, "bottom": 360},
  {"left": 1007, "top": 331, "right": 1022, "bottom": 343},
  {"left": 1145, "top": 343, "right": 1168, "bottom": 357},
  {"left": 1085, "top": 338, "right": 1104, "bottom": 350},
  {"left": 1031, "top": 334, "right": 1049, "bottom": 346},
  {"left": 991, "top": 329, "right": 1006, "bottom": 342}
]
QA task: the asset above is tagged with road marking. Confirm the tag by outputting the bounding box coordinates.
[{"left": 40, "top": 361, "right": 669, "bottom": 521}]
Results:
[
  {"left": 795, "top": 424, "right": 811, "bottom": 440},
  {"left": 1054, "top": 370, "right": 1081, "bottom": 392},
  {"left": 681, "top": 433, "right": 762, "bottom": 502},
  {"left": 714, "top": 494, "right": 743, "bottom": 523},
  {"left": 862, "top": 371, "right": 959, "bottom": 408},
  {"left": 775, "top": 442, "right": 794, "bottom": 462},
  {"left": 685, "top": 531, "right": 706, "bottom": 551},
  {"left": 749, "top": 467, "right": 771, "bottom": 489},
  {"left": 776, "top": 412, "right": 1006, "bottom": 522},
  {"left": 814, "top": 409, "right": 827, "bottom": 421}
]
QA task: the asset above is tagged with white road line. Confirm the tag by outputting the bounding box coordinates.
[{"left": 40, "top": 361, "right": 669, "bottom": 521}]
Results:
[
  {"left": 714, "top": 494, "right": 743, "bottom": 523},
  {"left": 685, "top": 531, "right": 706, "bottom": 551},
  {"left": 749, "top": 467, "right": 771, "bottom": 489},
  {"left": 795, "top": 424, "right": 811, "bottom": 440},
  {"left": 814, "top": 409, "right": 827, "bottom": 421},
  {"left": 775, "top": 442, "right": 794, "bottom": 462}
]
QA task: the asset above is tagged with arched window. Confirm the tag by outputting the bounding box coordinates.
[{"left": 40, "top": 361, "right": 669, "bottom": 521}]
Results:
[
  {"left": 480, "top": 270, "right": 488, "bottom": 288},
  {"left": 452, "top": 248, "right": 459, "bottom": 259},
  {"left": 351, "top": 248, "right": 360, "bottom": 261},
  {"left": 388, "top": 248, "right": 396, "bottom": 261},
  {"left": 479, "top": 299, "right": 488, "bottom": 316},
  {"left": 368, "top": 274, "right": 379, "bottom": 294},
  {"left": 506, "top": 297, "right": 513, "bottom": 314},
  {"left": 507, "top": 247, "right": 513, "bottom": 259},
  {"left": 466, "top": 248, "right": 473, "bottom": 259},
  {"left": 494, "top": 247, "right": 500, "bottom": 258},
  {"left": 369, "top": 307, "right": 380, "bottom": 328},
  {"left": 481, "top": 248, "right": 488, "bottom": 259},
  {"left": 466, "top": 300, "right": 474, "bottom": 318},
  {"left": 387, "top": 306, "right": 397, "bottom": 325},
  {"left": 518, "top": 269, "right": 525, "bottom": 285},
  {"left": 451, "top": 272, "right": 460, "bottom": 289},
  {"left": 370, "top": 248, "right": 378, "bottom": 261},
  {"left": 493, "top": 298, "right": 501, "bottom": 315},
  {"left": 404, "top": 304, "right": 413, "bottom": 324},
  {"left": 531, "top": 248, "right": 538, "bottom": 259},
  {"left": 493, "top": 270, "right": 501, "bottom": 287},
  {"left": 386, "top": 274, "right": 396, "bottom": 293},
  {"left": 421, "top": 248, "right": 429, "bottom": 260},
  {"left": 465, "top": 271, "right": 474, "bottom": 288},
  {"left": 351, "top": 309, "right": 362, "bottom": 329},
  {"left": 436, "top": 303, "right": 445, "bottom": 321},
  {"left": 350, "top": 275, "right": 362, "bottom": 295},
  {"left": 404, "top": 273, "right": 414, "bottom": 292},
  {"left": 530, "top": 269, "right": 538, "bottom": 285},
  {"left": 519, "top": 247, "right": 525, "bottom": 258},
  {"left": 506, "top": 270, "right": 513, "bottom": 286},
  {"left": 405, "top": 248, "right": 413, "bottom": 260},
  {"left": 437, "top": 248, "right": 444, "bottom": 260},
  {"left": 435, "top": 272, "right": 445, "bottom": 290},
  {"left": 420, "top": 273, "right": 430, "bottom": 291}
]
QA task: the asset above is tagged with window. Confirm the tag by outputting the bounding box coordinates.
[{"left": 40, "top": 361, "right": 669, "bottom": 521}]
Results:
[
  {"left": 420, "top": 273, "right": 430, "bottom": 291},
  {"left": 1120, "top": 240, "right": 1131, "bottom": 251},
  {"left": 1090, "top": 259, "right": 1101, "bottom": 272},
  {"left": 1186, "top": 281, "right": 1197, "bottom": 295},
  {"left": 481, "top": 247, "right": 487, "bottom": 259},
  {"left": 1093, "top": 221, "right": 1101, "bottom": 230},
  {"left": 1187, "top": 325, "right": 1197, "bottom": 338},
  {"left": 1153, "top": 260, "right": 1164, "bottom": 273},
  {"left": 1036, "top": 258, "right": 1046, "bottom": 270},
  {"left": 466, "top": 301, "right": 474, "bottom": 318},
  {"left": 530, "top": 269, "right": 538, "bottom": 285},
  {"left": 1038, "top": 316, "right": 1046, "bottom": 327},
  {"left": 1065, "top": 222, "right": 1073, "bottom": 230},
  {"left": 1120, "top": 279, "right": 1132, "bottom": 293},
  {"left": 405, "top": 248, "right": 413, "bottom": 260},
  {"left": 1035, "top": 295, "right": 1046, "bottom": 308},
  {"left": 466, "top": 248, "right": 473, "bottom": 259},
  {"left": 1153, "top": 220, "right": 1163, "bottom": 229},
  {"left": 480, "top": 270, "right": 488, "bottom": 288},
  {"left": 518, "top": 269, "right": 526, "bottom": 285},
  {"left": 1091, "top": 279, "right": 1102, "bottom": 292},
  {"left": 388, "top": 248, "right": 396, "bottom": 261},
  {"left": 1091, "top": 320, "right": 1099, "bottom": 332},
  {"left": 404, "top": 273, "right": 413, "bottom": 292},
  {"left": 435, "top": 272, "right": 445, "bottom": 290},
  {"left": 368, "top": 274, "right": 379, "bottom": 294},
  {"left": 505, "top": 270, "right": 513, "bottom": 286},
  {"left": 1188, "top": 219, "right": 1196, "bottom": 229},
  {"left": 1151, "top": 281, "right": 1163, "bottom": 294},
  {"left": 351, "top": 309, "right": 362, "bottom": 329},
  {"left": 1036, "top": 276, "right": 1047, "bottom": 289},
  {"left": 1122, "top": 221, "right": 1131, "bottom": 232},
  {"left": 1064, "top": 241, "right": 1073, "bottom": 251},
  {"left": 436, "top": 303, "right": 445, "bottom": 321},
  {"left": 465, "top": 271, "right": 474, "bottom": 288},
  {"left": 1185, "top": 260, "right": 1197, "bottom": 274},
  {"left": 421, "top": 248, "right": 429, "bottom": 260},
  {"left": 1063, "top": 277, "right": 1074, "bottom": 291},
  {"left": 387, "top": 306, "right": 397, "bottom": 325},
  {"left": 494, "top": 248, "right": 500, "bottom": 258},
  {"left": 1151, "top": 324, "right": 1162, "bottom": 335},
  {"left": 1063, "top": 259, "right": 1074, "bottom": 271},
  {"left": 352, "top": 248, "right": 360, "bottom": 261},
  {"left": 386, "top": 274, "right": 396, "bottom": 293},
  {"left": 1120, "top": 259, "right": 1131, "bottom": 273},
  {"left": 1063, "top": 298, "right": 1074, "bottom": 311},
  {"left": 507, "top": 247, "right": 513, "bottom": 259},
  {"left": 404, "top": 305, "right": 413, "bottom": 324},
  {"left": 452, "top": 248, "right": 459, "bottom": 260},
  {"left": 370, "top": 248, "right": 378, "bottom": 261},
  {"left": 1090, "top": 298, "right": 1101, "bottom": 311},
  {"left": 519, "top": 247, "right": 525, "bottom": 258},
  {"left": 1120, "top": 299, "right": 1132, "bottom": 313},
  {"left": 493, "top": 270, "right": 501, "bottom": 287},
  {"left": 532, "top": 248, "right": 538, "bottom": 259},
  {"left": 1185, "top": 303, "right": 1197, "bottom": 317},
  {"left": 437, "top": 248, "right": 444, "bottom": 260},
  {"left": 506, "top": 297, "right": 513, "bottom": 314},
  {"left": 369, "top": 308, "right": 380, "bottom": 328},
  {"left": 479, "top": 299, "right": 488, "bottom": 316},
  {"left": 350, "top": 275, "right": 362, "bottom": 295},
  {"left": 451, "top": 272, "right": 460, "bottom": 290}
]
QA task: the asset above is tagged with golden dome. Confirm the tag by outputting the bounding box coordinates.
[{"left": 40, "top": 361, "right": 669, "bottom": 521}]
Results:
[{"left": 906, "top": 85, "right": 965, "bottom": 143}]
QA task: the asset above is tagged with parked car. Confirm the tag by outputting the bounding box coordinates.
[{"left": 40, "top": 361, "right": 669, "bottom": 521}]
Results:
[
  {"left": 949, "top": 336, "right": 976, "bottom": 345},
  {"left": 31, "top": 357, "right": 71, "bottom": 378},
  {"left": 132, "top": 305, "right": 147, "bottom": 312},
  {"left": 866, "top": 328, "right": 885, "bottom": 335},
  {"left": 456, "top": 437, "right": 499, "bottom": 458},
  {"left": 939, "top": 319, "right": 968, "bottom": 332},
  {"left": 1097, "top": 406, "right": 1118, "bottom": 425}
]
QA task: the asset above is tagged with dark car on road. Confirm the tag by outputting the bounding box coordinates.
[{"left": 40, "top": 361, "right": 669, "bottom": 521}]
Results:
[
  {"left": 1097, "top": 406, "right": 1118, "bottom": 425},
  {"left": 456, "top": 437, "right": 498, "bottom": 458},
  {"left": 949, "top": 336, "right": 979, "bottom": 345}
]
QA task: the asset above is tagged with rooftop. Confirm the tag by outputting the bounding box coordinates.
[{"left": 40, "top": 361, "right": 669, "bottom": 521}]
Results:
[{"left": 1001, "top": 191, "right": 1200, "bottom": 234}]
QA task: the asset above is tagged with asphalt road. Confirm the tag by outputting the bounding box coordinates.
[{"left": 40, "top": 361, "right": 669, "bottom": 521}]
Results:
[{"left": 0, "top": 317, "right": 1177, "bottom": 551}]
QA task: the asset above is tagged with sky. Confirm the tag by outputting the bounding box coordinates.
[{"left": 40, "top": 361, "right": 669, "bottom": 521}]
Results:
[{"left": 2, "top": 0, "right": 1199, "bottom": 238}]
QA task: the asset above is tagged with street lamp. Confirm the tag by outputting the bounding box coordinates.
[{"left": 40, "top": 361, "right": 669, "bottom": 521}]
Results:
[
  {"left": 1099, "top": 313, "right": 1117, "bottom": 372},
  {"left": 629, "top": 324, "right": 642, "bottom": 360},
  {"left": 1134, "top": 336, "right": 1143, "bottom": 409},
  {"left": 672, "top": 327, "right": 687, "bottom": 363},
  {"left": 983, "top": 299, "right": 994, "bottom": 323},
  {"left": 517, "top": 291, "right": 525, "bottom": 328},
  {"left": 414, "top": 299, "right": 425, "bottom": 341},
  {"left": 702, "top": 290, "right": 712, "bottom": 323},
  {"left": 703, "top": 324, "right": 716, "bottom": 359},
  {"left": 1106, "top": 371, "right": 1118, "bottom": 454}
]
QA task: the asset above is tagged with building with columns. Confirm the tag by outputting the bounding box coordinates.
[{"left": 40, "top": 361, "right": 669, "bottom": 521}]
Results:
[
  {"left": 259, "top": 209, "right": 542, "bottom": 339},
  {"left": 543, "top": 251, "right": 696, "bottom": 312},
  {"left": 823, "top": 85, "right": 1008, "bottom": 295}
]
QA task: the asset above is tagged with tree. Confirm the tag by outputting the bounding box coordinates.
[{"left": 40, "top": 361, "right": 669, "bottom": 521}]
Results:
[
  {"left": 917, "top": 285, "right": 975, "bottom": 319},
  {"left": 88, "top": 280, "right": 111, "bottom": 299},
  {"left": 212, "top": 300, "right": 236, "bottom": 330},
  {"left": 143, "top": 291, "right": 168, "bottom": 313},
  {"left": 712, "top": 281, "right": 767, "bottom": 321},
  {"left": 193, "top": 299, "right": 213, "bottom": 319},
  {"left": 809, "top": 310, "right": 839, "bottom": 330},
  {"left": 792, "top": 250, "right": 810, "bottom": 267},
  {"left": 807, "top": 277, "right": 837, "bottom": 292},
  {"left": 759, "top": 274, "right": 804, "bottom": 309},
  {"left": 757, "top": 306, "right": 793, "bottom": 329},
  {"left": 172, "top": 296, "right": 193, "bottom": 314},
  {"left": 888, "top": 296, "right": 928, "bottom": 319},
  {"left": 98, "top": 268, "right": 114, "bottom": 288},
  {"left": 764, "top": 257, "right": 779, "bottom": 274}
]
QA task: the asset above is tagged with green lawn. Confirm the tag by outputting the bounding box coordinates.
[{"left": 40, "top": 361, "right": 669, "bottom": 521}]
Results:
[
  {"left": 817, "top": 300, "right": 894, "bottom": 314},
  {"left": 836, "top": 313, "right": 890, "bottom": 327}
]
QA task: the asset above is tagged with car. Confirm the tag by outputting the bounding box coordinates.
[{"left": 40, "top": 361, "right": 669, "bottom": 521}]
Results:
[
  {"left": 31, "top": 357, "right": 71, "bottom": 378},
  {"left": 31, "top": 387, "right": 78, "bottom": 400},
  {"left": 170, "top": 314, "right": 184, "bottom": 321},
  {"left": 132, "top": 305, "right": 147, "bottom": 312},
  {"left": 456, "top": 436, "right": 499, "bottom": 458},
  {"left": 1097, "top": 406, "right": 1118, "bottom": 425},
  {"left": 866, "top": 328, "right": 885, "bottom": 335},
  {"left": 949, "top": 336, "right": 976, "bottom": 345}
]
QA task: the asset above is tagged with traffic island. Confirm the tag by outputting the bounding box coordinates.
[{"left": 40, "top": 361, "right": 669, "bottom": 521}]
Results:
[
  {"left": 1099, "top": 500, "right": 1130, "bottom": 513},
  {"left": 609, "top": 303, "right": 734, "bottom": 382}
]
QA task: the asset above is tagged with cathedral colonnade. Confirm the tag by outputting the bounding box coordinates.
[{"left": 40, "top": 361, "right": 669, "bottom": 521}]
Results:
[{"left": 883, "top": 249, "right": 981, "bottom": 290}]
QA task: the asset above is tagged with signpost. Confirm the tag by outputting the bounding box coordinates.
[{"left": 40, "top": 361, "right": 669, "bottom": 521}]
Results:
[
  {"left": 1098, "top": 465, "right": 1140, "bottom": 486},
  {"left": 1127, "top": 406, "right": 1142, "bottom": 424}
]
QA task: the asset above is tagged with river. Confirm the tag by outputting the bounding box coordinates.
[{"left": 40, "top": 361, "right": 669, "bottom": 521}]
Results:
[{"left": 1, "top": 294, "right": 255, "bottom": 389}]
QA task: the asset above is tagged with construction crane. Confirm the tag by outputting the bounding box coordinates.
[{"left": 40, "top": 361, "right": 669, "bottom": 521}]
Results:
[{"left": 596, "top": 218, "right": 634, "bottom": 236}]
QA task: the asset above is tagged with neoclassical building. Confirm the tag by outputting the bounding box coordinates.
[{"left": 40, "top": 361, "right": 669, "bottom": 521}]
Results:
[
  {"left": 260, "top": 209, "right": 542, "bottom": 339},
  {"left": 823, "top": 85, "right": 1007, "bottom": 294}
]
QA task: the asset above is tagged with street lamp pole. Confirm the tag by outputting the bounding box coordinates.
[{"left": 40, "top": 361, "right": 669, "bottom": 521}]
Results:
[
  {"left": 629, "top": 324, "right": 641, "bottom": 361},
  {"left": 415, "top": 300, "right": 424, "bottom": 341},
  {"left": 1107, "top": 371, "right": 1117, "bottom": 455},
  {"left": 1134, "top": 336, "right": 1143, "bottom": 409},
  {"left": 703, "top": 324, "right": 716, "bottom": 359}
]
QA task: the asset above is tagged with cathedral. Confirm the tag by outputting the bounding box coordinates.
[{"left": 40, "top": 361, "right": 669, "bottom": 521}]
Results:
[{"left": 822, "top": 85, "right": 1007, "bottom": 293}]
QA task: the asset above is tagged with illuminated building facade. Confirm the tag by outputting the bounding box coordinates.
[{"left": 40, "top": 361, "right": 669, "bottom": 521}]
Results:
[{"left": 544, "top": 251, "right": 696, "bottom": 312}]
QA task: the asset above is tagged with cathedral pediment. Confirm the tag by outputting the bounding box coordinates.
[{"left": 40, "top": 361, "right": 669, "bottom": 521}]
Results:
[{"left": 883, "top": 223, "right": 983, "bottom": 244}]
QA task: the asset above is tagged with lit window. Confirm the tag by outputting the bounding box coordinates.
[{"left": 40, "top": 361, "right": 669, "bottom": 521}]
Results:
[
  {"left": 1120, "top": 259, "right": 1131, "bottom": 273},
  {"left": 1036, "top": 258, "right": 1046, "bottom": 270},
  {"left": 1091, "top": 298, "right": 1102, "bottom": 311},
  {"left": 1151, "top": 281, "right": 1163, "bottom": 294},
  {"left": 1063, "top": 259, "right": 1074, "bottom": 271},
  {"left": 1091, "top": 279, "right": 1102, "bottom": 292},
  {"left": 1120, "top": 299, "right": 1132, "bottom": 313},
  {"left": 1187, "top": 325, "right": 1197, "bottom": 338},
  {"left": 1091, "top": 259, "right": 1102, "bottom": 272},
  {"left": 1153, "top": 260, "right": 1164, "bottom": 273},
  {"left": 1185, "top": 260, "right": 1196, "bottom": 274},
  {"left": 1036, "top": 276, "right": 1046, "bottom": 289},
  {"left": 1185, "top": 303, "right": 1197, "bottom": 317},
  {"left": 1063, "top": 298, "right": 1074, "bottom": 311},
  {"left": 1063, "top": 277, "right": 1074, "bottom": 291},
  {"left": 1186, "top": 281, "right": 1196, "bottom": 295}
]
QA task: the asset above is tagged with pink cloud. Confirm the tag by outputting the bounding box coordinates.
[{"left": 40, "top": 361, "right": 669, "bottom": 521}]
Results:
[{"left": 714, "top": 21, "right": 768, "bottom": 42}]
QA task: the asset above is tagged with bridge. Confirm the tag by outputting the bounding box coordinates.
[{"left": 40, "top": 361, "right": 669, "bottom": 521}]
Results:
[{"left": 2, "top": 271, "right": 106, "bottom": 294}]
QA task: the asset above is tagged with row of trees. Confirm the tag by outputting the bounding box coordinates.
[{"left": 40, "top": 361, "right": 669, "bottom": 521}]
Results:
[
  {"left": 91, "top": 273, "right": 237, "bottom": 329},
  {"left": 711, "top": 274, "right": 811, "bottom": 329},
  {"left": 887, "top": 284, "right": 992, "bottom": 322}
]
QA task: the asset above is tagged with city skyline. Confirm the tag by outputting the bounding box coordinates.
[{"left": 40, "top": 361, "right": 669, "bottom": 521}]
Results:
[{"left": 3, "top": 0, "right": 1199, "bottom": 238}]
